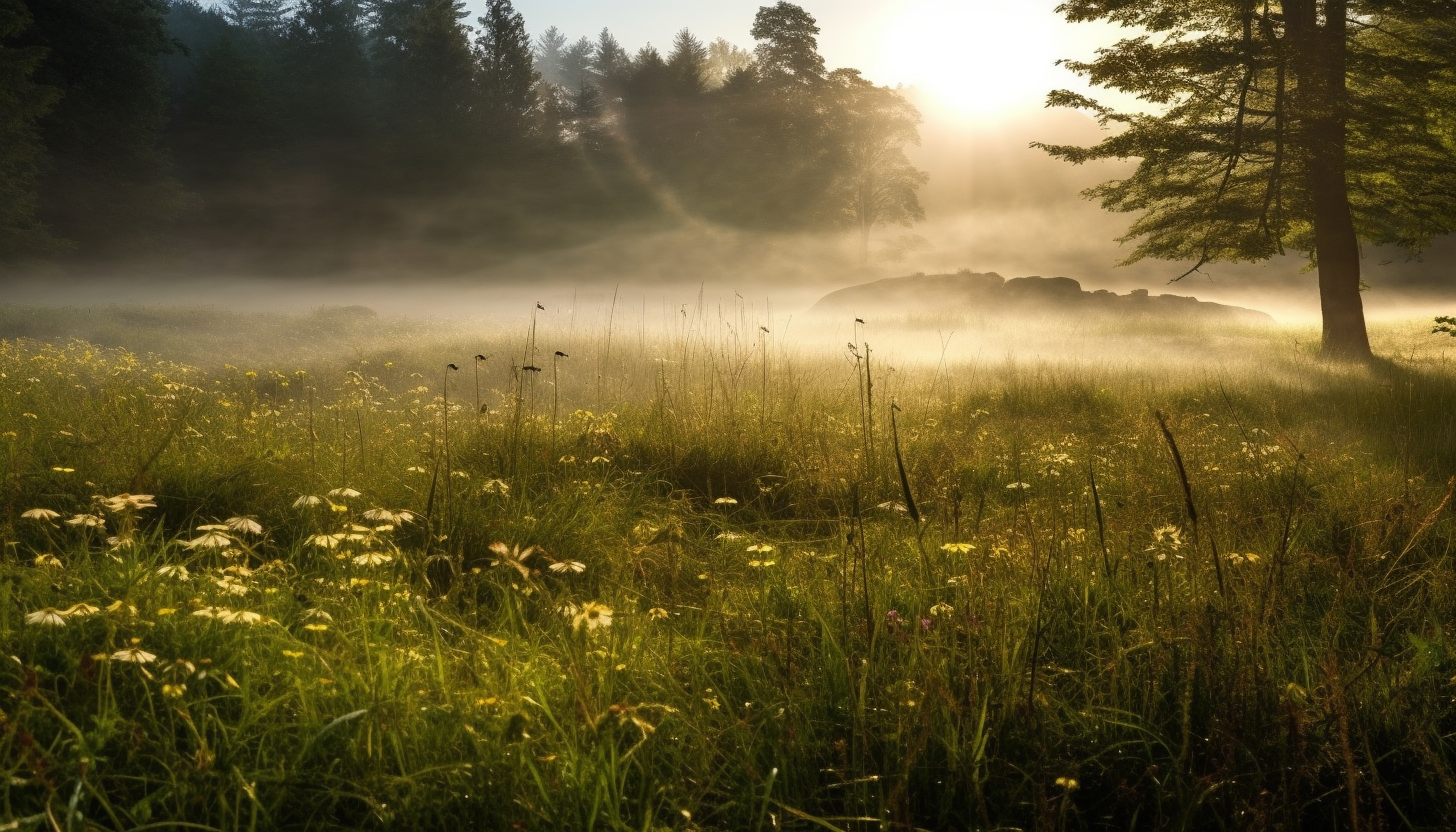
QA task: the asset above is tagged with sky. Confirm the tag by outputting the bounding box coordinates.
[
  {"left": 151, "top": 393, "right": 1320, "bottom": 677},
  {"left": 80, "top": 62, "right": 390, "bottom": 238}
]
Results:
[{"left": 499, "top": 0, "right": 1136, "bottom": 119}]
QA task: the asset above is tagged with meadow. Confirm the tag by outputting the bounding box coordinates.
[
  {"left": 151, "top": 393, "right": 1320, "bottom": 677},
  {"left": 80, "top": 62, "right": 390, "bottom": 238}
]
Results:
[{"left": 2, "top": 303, "right": 1456, "bottom": 831}]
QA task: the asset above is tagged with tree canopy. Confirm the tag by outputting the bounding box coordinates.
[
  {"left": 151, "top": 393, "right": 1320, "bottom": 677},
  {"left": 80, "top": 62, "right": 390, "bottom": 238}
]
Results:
[{"left": 1038, "top": 0, "right": 1456, "bottom": 359}]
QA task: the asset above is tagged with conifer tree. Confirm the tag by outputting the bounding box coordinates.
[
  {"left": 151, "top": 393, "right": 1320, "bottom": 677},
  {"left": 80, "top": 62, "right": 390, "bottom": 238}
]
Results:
[
  {"left": 1038, "top": 0, "right": 1456, "bottom": 360},
  {"left": 0, "top": 0, "right": 61, "bottom": 258},
  {"left": 475, "top": 0, "right": 537, "bottom": 145}
]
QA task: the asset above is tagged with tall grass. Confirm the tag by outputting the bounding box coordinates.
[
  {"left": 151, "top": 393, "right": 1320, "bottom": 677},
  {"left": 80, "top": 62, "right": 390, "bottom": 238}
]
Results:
[{"left": 1, "top": 311, "right": 1455, "bottom": 831}]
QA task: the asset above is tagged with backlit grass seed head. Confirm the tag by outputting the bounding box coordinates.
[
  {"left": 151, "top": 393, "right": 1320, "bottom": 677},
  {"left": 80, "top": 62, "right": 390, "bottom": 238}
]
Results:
[{"left": 26, "top": 608, "right": 68, "bottom": 627}]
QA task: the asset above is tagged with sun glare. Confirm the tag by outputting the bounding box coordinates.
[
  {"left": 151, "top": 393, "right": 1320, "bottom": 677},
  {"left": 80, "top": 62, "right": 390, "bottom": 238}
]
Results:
[{"left": 880, "top": 0, "right": 1065, "bottom": 120}]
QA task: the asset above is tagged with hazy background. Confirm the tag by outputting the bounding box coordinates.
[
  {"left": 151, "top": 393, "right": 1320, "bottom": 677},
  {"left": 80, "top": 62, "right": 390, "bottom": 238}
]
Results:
[{"left": 1, "top": 0, "right": 1451, "bottom": 323}]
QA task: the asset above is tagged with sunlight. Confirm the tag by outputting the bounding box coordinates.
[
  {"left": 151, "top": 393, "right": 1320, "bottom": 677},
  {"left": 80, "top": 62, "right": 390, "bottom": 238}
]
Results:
[{"left": 880, "top": 0, "right": 1065, "bottom": 119}]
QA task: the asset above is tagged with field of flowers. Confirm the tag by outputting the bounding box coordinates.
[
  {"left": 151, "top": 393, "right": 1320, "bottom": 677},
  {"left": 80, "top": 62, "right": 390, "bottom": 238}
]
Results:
[{"left": 3, "top": 311, "right": 1456, "bottom": 831}]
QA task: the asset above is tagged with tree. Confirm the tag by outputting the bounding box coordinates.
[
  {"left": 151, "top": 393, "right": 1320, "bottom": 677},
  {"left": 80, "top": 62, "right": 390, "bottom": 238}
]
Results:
[
  {"left": 1037, "top": 0, "right": 1456, "bottom": 360},
  {"left": 533, "top": 25, "right": 567, "bottom": 87},
  {"left": 475, "top": 0, "right": 537, "bottom": 145},
  {"left": 705, "top": 37, "right": 751, "bottom": 90},
  {"left": 592, "top": 28, "right": 630, "bottom": 97},
  {"left": 749, "top": 1, "right": 824, "bottom": 87},
  {"left": 371, "top": 0, "right": 476, "bottom": 172},
  {"left": 22, "top": 0, "right": 186, "bottom": 256},
  {"left": 0, "top": 0, "right": 62, "bottom": 259},
  {"left": 283, "top": 0, "right": 374, "bottom": 148},
  {"left": 667, "top": 29, "right": 708, "bottom": 96},
  {"left": 826, "top": 69, "right": 927, "bottom": 263},
  {"left": 222, "top": 0, "right": 289, "bottom": 35}
]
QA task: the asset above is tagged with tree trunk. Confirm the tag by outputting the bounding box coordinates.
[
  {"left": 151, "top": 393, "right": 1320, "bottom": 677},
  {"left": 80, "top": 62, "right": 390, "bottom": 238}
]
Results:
[{"left": 1289, "top": 0, "right": 1373, "bottom": 361}]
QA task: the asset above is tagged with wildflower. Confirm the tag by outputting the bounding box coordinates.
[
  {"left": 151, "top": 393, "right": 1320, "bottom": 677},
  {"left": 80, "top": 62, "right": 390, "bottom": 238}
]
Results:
[
  {"left": 929, "top": 602, "right": 954, "bottom": 617},
  {"left": 716, "top": 531, "right": 744, "bottom": 540},
  {"left": 52, "top": 467, "right": 75, "bottom": 473},
  {"left": 21, "top": 508, "right": 60, "bottom": 522},
  {"left": 920, "top": 618, "right": 933, "bottom": 631},
  {"left": 33, "top": 553, "right": 62, "bottom": 569},
  {"left": 572, "top": 602, "right": 613, "bottom": 632},
  {"left": 326, "top": 487, "right": 361, "bottom": 500},
  {"left": 101, "top": 494, "right": 156, "bottom": 512},
  {"left": 157, "top": 608, "right": 178, "bottom": 616},
  {"left": 1055, "top": 777, "right": 1079, "bottom": 791},
  {"left": 292, "top": 495, "right": 323, "bottom": 508},
  {"left": 106, "top": 600, "right": 138, "bottom": 615},
  {"left": 25, "top": 608, "right": 67, "bottom": 627},
  {"left": 303, "top": 623, "right": 329, "bottom": 632},
  {"left": 1005, "top": 482, "right": 1031, "bottom": 490},
  {"left": 940, "top": 542, "right": 974, "bottom": 554},
  {"left": 63, "top": 603, "right": 99, "bottom": 618},
  {"left": 184, "top": 532, "right": 233, "bottom": 550},
  {"left": 746, "top": 544, "right": 774, "bottom": 553},
  {"left": 748, "top": 560, "right": 776, "bottom": 568},
  {"left": 161, "top": 683, "right": 186, "bottom": 698},
  {"left": 307, "top": 533, "right": 345, "bottom": 549},
  {"left": 225, "top": 516, "right": 263, "bottom": 536},
  {"left": 885, "top": 610, "right": 903, "bottom": 626},
  {"left": 282, "top": 650, "right": 305, "bottom": 659},
  {"left": 648, "top": 607, "right": 669, "bottom": 620},
  {"left": 489, "top": 542, "right": 538, "bottom": 578},
  {"left": 218, "top": 610, "right": 263, "bottom": 625},
  {"left": 214, "top": 576, "right": 249, "bottom": 596},
  {"left": 112, "top": 646, "right": 158, "bottom": 664},
  {"left": 156, "top": 564, "right": 191, "bottom": 580},
  {"left": 300, "top": 608, "right": 333, "bottom": 622},
  {"left": 548, "top": 560, "right": 586, "bottom": 574},
  {"left": 481, "top": 479, "right": 510, "bottom": 494},
  {"left": 66, "top": 513, "right": 105, "bottom": 528},
  {"left": 713, "top": 497, "right": 738, "bottom": 505},
  {"left": 363, "top": 508, "right": 414, "bottom": 525},
  {"left": 352, "top": 552, "right": 393, "bottom": 567}
]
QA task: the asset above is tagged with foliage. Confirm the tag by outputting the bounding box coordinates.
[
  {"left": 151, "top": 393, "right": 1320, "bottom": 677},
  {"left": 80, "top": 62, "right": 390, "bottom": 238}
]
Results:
[{"left": 0, "top": 0, "right": 62, "bottom": 260}]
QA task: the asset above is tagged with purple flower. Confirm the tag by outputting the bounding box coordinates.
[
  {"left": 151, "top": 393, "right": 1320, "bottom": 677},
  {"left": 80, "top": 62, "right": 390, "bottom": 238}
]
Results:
[
  {"left": 884, "top": 610, "right": 902, "bottom": 626},
  {"left": 920, "top": 618, "right": 933, "bottom": 632}
]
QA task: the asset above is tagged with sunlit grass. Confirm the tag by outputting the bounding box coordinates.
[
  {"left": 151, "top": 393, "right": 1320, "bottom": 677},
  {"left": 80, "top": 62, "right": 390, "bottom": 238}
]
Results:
[{"left": 1, "top": 312, "right": 1455, "bottom": 830}]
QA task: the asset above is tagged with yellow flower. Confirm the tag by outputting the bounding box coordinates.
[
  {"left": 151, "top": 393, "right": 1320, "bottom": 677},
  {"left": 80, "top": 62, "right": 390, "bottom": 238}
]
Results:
[
  {"left": 63, "top": 602, "right": 99, "bottom": 618},
  {"left": 161, "top": 683, "right": 186, "bottom": 698},
  {"left": 33, "top": 553, "right": 62, "bottom": 569},
  {"left": 1055, "top": 777, "right": 1079, "bottom": 791},
  {"left": 303, "top": 623, "right": 329, "bottom": 632},
  {"left": 713, "top": 497, "right": 738, "bottom": 505},
  {"left": 156, "top": 608, "right": 178, "bottom": 616},
  {"left": 940, "top": 542, "right": 975, "bottom": 554},
  {"left": 282, "top": 650, "right": 305, "bottom": 659},
  {"left": 648, "top": 608, "right": 669, "bottom": 620}
]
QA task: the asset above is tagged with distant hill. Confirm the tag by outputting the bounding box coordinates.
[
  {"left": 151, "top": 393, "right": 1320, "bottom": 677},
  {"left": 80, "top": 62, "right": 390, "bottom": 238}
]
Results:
[{"left": 809, "top": 271, "right": 1274, "bottom": 325}]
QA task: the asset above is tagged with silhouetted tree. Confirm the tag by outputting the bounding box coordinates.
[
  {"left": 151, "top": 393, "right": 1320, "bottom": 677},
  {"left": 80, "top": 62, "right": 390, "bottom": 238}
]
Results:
[
  {"left": 0, "top": 0, "right": 62, "bottom": 259},
  {"left": 23, "top": 0, "right": 186, "bottom": 256},
  {"left": 372, "top": 0, "right": 475, "bottom": 176},
  {"left": 223, "top": 0, "right": 289, "bottom": 35},
  {"left": 1038, "top": 0, "right": 1456, "bottom": 360},
  {"left": 592, "top": 28, "right": 630, "bottom": 98},
  {"left": 283, "top": 0, "right": 373, "bottom": 151},
  {"left": 475, "top": 0, "right": 537, "bottom": 145},
  {"left": 750, "top": 1, "right": 824, "bottom": 87}
]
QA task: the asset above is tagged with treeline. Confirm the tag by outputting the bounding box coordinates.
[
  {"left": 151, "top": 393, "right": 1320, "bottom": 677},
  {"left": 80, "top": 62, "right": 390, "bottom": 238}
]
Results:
[{"left": 0, "top": 0, "right": 927, "bottom": 270}]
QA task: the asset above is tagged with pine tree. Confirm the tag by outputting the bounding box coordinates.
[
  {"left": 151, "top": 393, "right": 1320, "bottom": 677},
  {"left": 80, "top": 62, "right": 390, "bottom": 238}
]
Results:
[
  {"left": 283, "top": 0, "right": 373, "bottom": 148},
  {"left": 23, "top": 0, "right": 187, "bottom": 256},
  {"left": 475, "top": 0, "right": 537, "bottom": 145},
  {"left": 533, "top": 25, "right": 567, "bottom": 87},
  {"left": 223, "top": 0, "right": 289, "bottom": 35},
  {"left": 372, "top": 0, "right": 475, "bottom": 171},
  {"left": 592, "top": 28, "right": 630, "bottom": 97},
  {"left": 0, "top": 0, "right": 62, "bottom": 258},
  {"left": 667, "top": 29, "right": 708, "bottom": 96},
  {"left": 1037, "top": 0, "right": 1456, "bottom": 360}
]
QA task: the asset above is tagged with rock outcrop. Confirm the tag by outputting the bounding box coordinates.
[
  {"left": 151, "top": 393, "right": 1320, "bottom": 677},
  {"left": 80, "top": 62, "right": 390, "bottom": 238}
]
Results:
[{"left": 809, "top": 271, "right": 1273, "bottom": 324}]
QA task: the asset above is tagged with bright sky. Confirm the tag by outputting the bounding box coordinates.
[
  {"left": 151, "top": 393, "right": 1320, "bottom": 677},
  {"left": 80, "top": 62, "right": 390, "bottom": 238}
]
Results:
[{"left": 492, "top": 0, "right": 1135, "bottom": 120}]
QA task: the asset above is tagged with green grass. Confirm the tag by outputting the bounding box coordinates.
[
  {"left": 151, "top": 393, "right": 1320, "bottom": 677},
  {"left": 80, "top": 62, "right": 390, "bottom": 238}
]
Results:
[{"left": 3, "top": 308, "right": 1456, "bottom": 831}]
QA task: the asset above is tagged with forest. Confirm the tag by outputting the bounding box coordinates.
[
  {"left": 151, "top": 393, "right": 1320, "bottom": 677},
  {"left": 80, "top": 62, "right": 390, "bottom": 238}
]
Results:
[{"left": 0, "top": 0, "right": 927, "bottom": 270}]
